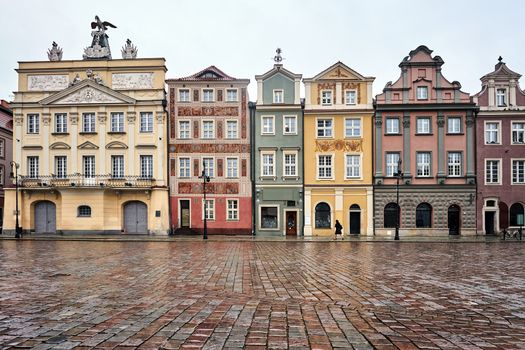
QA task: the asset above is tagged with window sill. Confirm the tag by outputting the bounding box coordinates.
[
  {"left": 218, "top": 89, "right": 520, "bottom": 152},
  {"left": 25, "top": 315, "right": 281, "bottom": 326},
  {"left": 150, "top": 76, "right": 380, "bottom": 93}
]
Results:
[
  {"left": 77, "top": 216, "right": 91, "bottom": 218},
  {"left": 79, "top": 132, "right": 97, "bottom": 135},
  {"left": 384, "top": 133, "right": 402, "bottom": 136},
  {"left": 317, "top": 178, "right": 334, "bottom": 181},
  {"left": 51, "top": 132, "right": 69, "bottom": 136},
  {"left": 415, "top": 133, "right": 433, "bottom": 136},
  {"left": 446, "top": 133, "right": 464, "bottom": 136},
  {"left": 511, "top": 142, "right": 525, "bottom": 145},
  {"left": 415, "top": 176, "right": 434, "bottom": 179},
  {"left": 344, "top": 136, "right": 362, "bottom": 139},
  {"left": 139, "top": 131, "right": 153, "bottom": 134},
  {"left": 226, "top": 219, "right": 240, "bottom": 222},
  {"left": 261, "top": 133, "right": 275, "bottom": 136},
  {"left": 485, "top": 142, "right": 501, "bottom": 145},
  {"left": 108, "top": 131, "right": 126, "bottom": 135}
]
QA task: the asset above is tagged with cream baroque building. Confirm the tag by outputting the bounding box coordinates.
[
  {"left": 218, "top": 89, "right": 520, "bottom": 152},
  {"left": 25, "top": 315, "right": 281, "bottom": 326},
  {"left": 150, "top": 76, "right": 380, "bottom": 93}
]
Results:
[{"left": 4, "top": 42, "right": 169, "bottom": 235}]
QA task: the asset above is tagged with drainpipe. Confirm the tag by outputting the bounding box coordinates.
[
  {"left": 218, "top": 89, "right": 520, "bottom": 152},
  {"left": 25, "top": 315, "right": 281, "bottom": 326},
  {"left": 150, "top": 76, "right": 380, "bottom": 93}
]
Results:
[
  {"left": 372, "top": 98, "right": 376, "bottom": 236},
  {"left": 301, "top": 98, "right": 305, "bottom": 236},
  {"left": 164, "top": 88, "right": 174, "bottom": 235},
  {"left": 249, "top": 101, "right": 256, "bottom": 236}
]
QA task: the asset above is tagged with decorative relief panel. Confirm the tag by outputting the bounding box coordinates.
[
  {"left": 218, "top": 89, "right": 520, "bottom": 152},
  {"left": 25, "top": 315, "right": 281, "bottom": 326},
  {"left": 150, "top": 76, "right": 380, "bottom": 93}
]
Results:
[
  {"left": 217, "top": 89, "right": 223, "bottom": 102},
  {"left": 217, "top": 159, "right": 223, "bottom": 177},
  {"left": 193, "top": 90, "right": 199, "bottom": 102},
  {"left": 112, "top": 73, "right": 154, "bottom": 90},
  {"left": 242, "top": 159, "right": 247, "bottom": 177},
  {"left": 170, "top": 88, "right": 175, "bottom": 139},
  {"left": 193, "top": 159, "right": 199, "bottom": 177},
  {"left": 175, "top": 143, "right": 250, "bottom": 154},
  {"left": 178, "top": 182, "right": 239, "bottom": 194},
  {"left": 28, "top": 75, "right": 69, "bottom": 91},
  {"left": 170, "top": 159, "right": 176, "bottom": 177},
  {"left": 193, "top": 120, "right": 199, "bottom": 138},
  {"left": 58, "top": 87, "right": 121, "bottom": 104},
  {"left": 241, "top": 88, "right": 247, "bottom": 139},
  {"left": 217, "top": 120, "right": 223, "bottom": 139},
  {"left": 315, "top": 139, "right": 363, "bottom": 152},
  {"left": 178, "top": 106, "right": 239, "bottom": 117}
]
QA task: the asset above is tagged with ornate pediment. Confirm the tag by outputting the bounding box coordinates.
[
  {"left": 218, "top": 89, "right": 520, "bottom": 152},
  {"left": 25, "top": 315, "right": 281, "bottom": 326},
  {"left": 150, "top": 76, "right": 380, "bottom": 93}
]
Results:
[
  {"left": 78, "top": 141, "right": 99, "bottom": 149},
  {"left": 50, "top": 142, "right": 71, "bottom": 150},
  {"left": 310, "top": 62, "right": 369, "bottom": 81},
  {"left": 106, "top": 141, "right": 128, "bottom": 149}
]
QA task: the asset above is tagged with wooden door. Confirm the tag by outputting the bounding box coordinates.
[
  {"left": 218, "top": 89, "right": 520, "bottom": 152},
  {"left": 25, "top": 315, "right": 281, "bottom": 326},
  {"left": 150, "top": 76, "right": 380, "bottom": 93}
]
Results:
[{"left": 286, "top": 211, "right": 297, "bottom": 236}]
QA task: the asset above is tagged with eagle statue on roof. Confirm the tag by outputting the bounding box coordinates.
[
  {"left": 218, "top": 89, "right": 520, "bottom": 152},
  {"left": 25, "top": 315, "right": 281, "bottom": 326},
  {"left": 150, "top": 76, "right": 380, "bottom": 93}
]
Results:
[{"left": 91, "top": 15, "right": 117, "bottom": 31}]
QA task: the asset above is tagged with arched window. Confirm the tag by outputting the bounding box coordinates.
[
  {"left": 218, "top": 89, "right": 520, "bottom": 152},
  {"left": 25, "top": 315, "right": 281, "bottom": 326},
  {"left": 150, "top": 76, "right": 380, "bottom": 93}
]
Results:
[
  {"left": 315, "top": 202, "right": 331, "bottom": 228},
  {"left": 77, "top": 205, "right": 91, "bottom": 217},
  {"left": 384, "top": 203, "right": 399, "bottom": 228},
  {"left": 510, "top": 203, "right": 524, "bottom": 226},
  {"left": 416, "top": 203, "right": 432, "bottom": 228}
]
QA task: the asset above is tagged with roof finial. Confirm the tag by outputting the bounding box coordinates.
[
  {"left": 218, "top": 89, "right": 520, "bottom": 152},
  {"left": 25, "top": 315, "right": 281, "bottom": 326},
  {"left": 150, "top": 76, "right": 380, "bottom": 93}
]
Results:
[
  {"left": 498, "top": 56, "right": 503, "bottom": 63},
  {"left": 274, "top": 48, "right": 283, "bottom": 63}
]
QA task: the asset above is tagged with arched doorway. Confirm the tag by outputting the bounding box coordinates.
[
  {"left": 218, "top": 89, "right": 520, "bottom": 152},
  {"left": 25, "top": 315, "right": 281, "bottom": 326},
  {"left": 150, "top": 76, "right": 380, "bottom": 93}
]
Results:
[
  {"left": 349, "top": 204, "right": 361, "bottom": 234},
  {"left": 123, "top": 201, "right": 148, "bottom": 234},
  {"left": 510, "top": 203, "right": 524, "bottom": 226},
  {"left": 34, "top": 201, "right": 56, "bottom": 234},
  {"left": 448, "top": 204, "right": 460, "bottom": 235}
]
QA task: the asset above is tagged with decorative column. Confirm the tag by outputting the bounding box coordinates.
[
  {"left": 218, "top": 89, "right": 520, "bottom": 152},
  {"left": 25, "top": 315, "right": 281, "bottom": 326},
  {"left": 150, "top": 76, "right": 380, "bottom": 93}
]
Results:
[
  {"left": 156, "top": 111, "right": 165, "bottom": 186},
  {"left": 366, "top": 188, "right": 373, "bottom": 236},
  {"left": 465, "top": 111, "right": 475, "bottom": 182},
  {"left": 127, "top": 111, "right": 136, "bottom": 176},
  {"left": 69, "top": 112, "right": 78, "bottom": 174},
  {"left": 437, "top": 113, "right": 446, "bottom": 181},
  {"left": 303, "top": 189, "right": 312, "bottom": 236},
  {"left": 97, "top": 111, "right": 107, "bottom": 174},
  {"left": 14, "top": 114, "right": 23, "bottom": 166},
  {"left": 402, "top": 113, "right": 411, "bottom": 177},
  {"left": 335, "top": 82, "right": 342, "bottom": 106},
  {"left": 488, "top": 80, "right": 495, "bottom": 107},
  {"left": 42, "top": 112, "right": 51, "bottom": 175},
  {"left": 510, "top": 80, "right": 517, "bottom": 107},
  {"left": 374, "top": 114, "right": 383, "bottom": 183}
]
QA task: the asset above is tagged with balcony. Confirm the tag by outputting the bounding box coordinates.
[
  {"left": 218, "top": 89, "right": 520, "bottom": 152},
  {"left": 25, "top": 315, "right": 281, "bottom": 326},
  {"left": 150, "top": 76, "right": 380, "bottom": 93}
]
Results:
[{"left": 20, "top": 174, "right": 156, "bottom": 189}]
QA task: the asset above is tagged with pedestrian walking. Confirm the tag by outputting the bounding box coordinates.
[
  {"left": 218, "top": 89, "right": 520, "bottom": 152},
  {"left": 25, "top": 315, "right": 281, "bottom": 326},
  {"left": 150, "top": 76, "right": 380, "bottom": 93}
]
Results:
[{"left": 334, "top": 220, "right": 343, "bottom": 240}]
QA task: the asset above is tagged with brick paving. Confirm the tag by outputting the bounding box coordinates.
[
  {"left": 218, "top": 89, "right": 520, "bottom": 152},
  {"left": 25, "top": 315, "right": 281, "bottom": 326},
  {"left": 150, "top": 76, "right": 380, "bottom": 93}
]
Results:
[{"left": 0, "top": 241, "right": 524, "bottom": 349}]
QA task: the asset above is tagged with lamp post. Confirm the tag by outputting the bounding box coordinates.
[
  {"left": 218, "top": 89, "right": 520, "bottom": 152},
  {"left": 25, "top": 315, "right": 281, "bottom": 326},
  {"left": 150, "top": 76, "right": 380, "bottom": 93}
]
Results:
[
  {"left": 199, "top": 163, "right": 210, "bottom": 240},
  {"left": 394, "top": 158, "right": 403, "bottom": 241},
  {"left": 10, "top": 161, "right": 22, "bottom": 238}
]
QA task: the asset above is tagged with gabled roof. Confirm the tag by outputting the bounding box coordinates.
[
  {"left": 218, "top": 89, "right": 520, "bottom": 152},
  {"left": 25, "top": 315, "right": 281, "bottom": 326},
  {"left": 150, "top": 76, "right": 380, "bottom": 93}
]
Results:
[
  {"left": 303, "top": 61, "right": 374, "bottom": 82},
  {"left": 255, "top": 64, "right": 302, "bottom": 81},
  {"left": 0, "top": 100, "right": 13, "bottom": 131},
  {"left": 399, "top": 45, "right": 444, "bottom": 68},
  {"left": 481, "top": 59, "right": 522, "bottom": 82},
  {"left": 170, "top": 65, "right": 237, "bottom": 81}
]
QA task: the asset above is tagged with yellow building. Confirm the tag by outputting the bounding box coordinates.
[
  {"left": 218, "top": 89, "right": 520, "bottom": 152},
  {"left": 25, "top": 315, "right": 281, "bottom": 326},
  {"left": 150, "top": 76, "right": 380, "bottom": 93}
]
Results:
[
  {"left": 4, "top": 38, "right": 169, "bottom": 235},
  {"left": 303, "top": 62, "right": 374, "bottom": 236}
]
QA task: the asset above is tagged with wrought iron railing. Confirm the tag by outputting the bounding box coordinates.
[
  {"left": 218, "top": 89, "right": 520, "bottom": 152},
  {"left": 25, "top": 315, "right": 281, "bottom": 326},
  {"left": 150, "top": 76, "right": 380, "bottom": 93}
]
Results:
[{"left": 19, "top": 174, "right": 155, "bottom": 188}]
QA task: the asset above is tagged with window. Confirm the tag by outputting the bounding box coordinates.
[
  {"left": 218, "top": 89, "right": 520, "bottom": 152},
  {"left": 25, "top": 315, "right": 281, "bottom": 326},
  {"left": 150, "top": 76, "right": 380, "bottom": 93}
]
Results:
[
  {"left": 178, "top": 120, "right": 190, "bottom": 139},
  {"left": 203, "top": 199, "right": 215, "bottom": 220},
  {"left": 261, "top": 116, "right": 274, "bottom": 134},
  {"left": 416, "top": 117, "right": 431, "bottom": 134},
  {"left": 203, "top": 89, "right": 214, "bottom": 102},
  {"left": 179, "top": 89, "right": 190, "bottom": 102},
  {"left": 345, "top": 154, "right": 361, "bottom": 179},
  {"left": 512, "top": 122, "right": 525, "bottom": 144},
  {"left": 0, "top": 166, "right": 3, "bottom": 186},
  {"left": 386, "top": 118, "right": 400, "bottom": 134},
  {"left": 273, "top": 90, "right": 284, "bottom": 103},
  {"left": 485, "top": 160, "right": 500, "bottom": 184},
  {"left": 27, "top": 114, "right": 39, "bottom": 134},
  {"left": 260, "top": 206, "right": 278, "bottom": 229},
  {"left": 202, "top": 121, "right": 215, "bottom": 139},
  {"left": 283, "top": 115, "right": 297, "bottom": 134},
  {"left": 485, "top": 122, "right": 500, "bottom": 144},
  {"left": 0, "top": 139, "right": 4, "bottom": 158},
  {"left": 416, "top": 152, "right": 431, "bottom": 177},
  {"left": 111, "top": 155, "right": 124, "bottom": 178},
  {"left": 510, "top": 203, "right": 524, "bottom": 226},
  {"left": 417, "top": 86, "right": 428, "bottom": 100},
  {"left": 82, "top": 113, "right": 95, "bottom": 133},
  {"left": 512, "top": 160, "right": 525, "bottom": 184},
  {"left": 345, "top": 90, "right": 357, "bottom": 105},
  {"left": 317, "top": 119, "right": 333, "bottom": 138},
  {"left": 315, "top": 202, "right": 331, "bottom": 228},
  {"left": 227, "top": 199, "right": 238, "bottom": 220},
  {"left": 283, "top": 152, "right": 297, "bottom": 177},
  {"left": 318, "top": 155, "right": 333, "bottom": 179},
  {"left": 226, "top": 158, "right": 238, "bottom": 178},
  {"left": 226, "top": 89, "right": 238, "bottom": 102},
  {"left": 111, "top": 112, "right": 124, "bottom": 132},
  {"left": 55, "top": 113, "right": 67, "bottom": 133},
  {"left": 384, "top": 203, "right": 399, "bottom": 228},
  {"left": 178, "top": 158, "right": 190, "bottom": 178},
  {"left": 448, "top": 117, "right": 461, "bottom": 134},
  {"left": 345, "top": 118, "right": 361, "bottom": 137},
  {"left": 77, "top": 205, "right": 91, "bottom": 217},
  {"left": 140, "top": 112, "right": 153, "bottom": 133},
  {"left": 27, "top": 156, "right": 39, "bottom": 178},
  {"left": 203, "top": 158, "right": 214, "bottom": 177},
  {"left": 83, "top": 156, "right": 95, "bottom": 178},
  {"left": 496, "top": 88, "right": 506, "bottom": 107},
  {"left": 140, "top": 155, "right": 153, "bottom": 178},
  {"left": 55, "top": 156, "right": 67, "bottom": 178},
  {"left": 226, "top": 120, "right": 238, "bottom": 139},
  {"left": 416, "top": 203, "right": 432, "bottom": 228},
  {"left": 261, "top": 152, "right": 274, "bottom": 177},
  {"left": 321, "top": 90, "right": 332, "bottom": 105},
  {"left": 448, "top": 152, "right": 462, "bottom": 177},
  {"left": 386, "top": 153, "right": 400, "bottom": 177}
]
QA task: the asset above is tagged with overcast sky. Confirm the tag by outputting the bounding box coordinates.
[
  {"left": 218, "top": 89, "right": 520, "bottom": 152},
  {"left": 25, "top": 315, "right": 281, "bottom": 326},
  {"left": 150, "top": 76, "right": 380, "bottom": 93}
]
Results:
[{"left": 1, "top": 0, "right": 524, "bottom": 101}]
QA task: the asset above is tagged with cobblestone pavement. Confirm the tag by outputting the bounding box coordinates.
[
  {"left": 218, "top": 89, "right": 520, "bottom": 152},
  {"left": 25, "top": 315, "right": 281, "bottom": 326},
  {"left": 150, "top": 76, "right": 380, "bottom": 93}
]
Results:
[{"left": 1, "top": 241, "right": 524, "bottom": 349}]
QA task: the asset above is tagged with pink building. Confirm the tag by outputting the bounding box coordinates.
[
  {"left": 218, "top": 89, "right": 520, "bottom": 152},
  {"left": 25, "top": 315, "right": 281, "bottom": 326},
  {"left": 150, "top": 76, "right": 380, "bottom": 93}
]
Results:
[
  {"left": 374, "top": 46, "right": 477, "bottom": 236},
  {"left": 473, "top": 58, "right": 525, "bottom": 234},
  {"left": 167, "top": 66, "right": 252, "bottom": 234},
  {"left": 0, "top": 100, "right": 14, "bottom": 229}
]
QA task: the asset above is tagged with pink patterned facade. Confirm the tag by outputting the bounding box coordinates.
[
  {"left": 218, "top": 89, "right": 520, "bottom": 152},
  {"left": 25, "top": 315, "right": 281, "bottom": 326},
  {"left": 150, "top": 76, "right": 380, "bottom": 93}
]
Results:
[
  {"left": 167, "top": 66, "right": 252, "bottom": 234},
  {"left": 0, "top": 100, "right": 13, "bottom": 229}
]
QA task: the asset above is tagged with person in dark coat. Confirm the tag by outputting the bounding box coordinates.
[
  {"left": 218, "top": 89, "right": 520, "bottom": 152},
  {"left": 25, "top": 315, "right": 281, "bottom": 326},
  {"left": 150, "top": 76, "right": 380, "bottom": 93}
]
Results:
[{"left": 334, "top": 220, "right": 343, "bottom": 240}]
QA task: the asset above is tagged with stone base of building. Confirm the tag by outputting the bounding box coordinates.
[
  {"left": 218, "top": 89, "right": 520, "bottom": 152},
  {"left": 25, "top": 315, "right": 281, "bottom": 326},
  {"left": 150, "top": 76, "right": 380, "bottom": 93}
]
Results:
[{"left": 375, "top": 228, "right": 477, "bottom": 237}]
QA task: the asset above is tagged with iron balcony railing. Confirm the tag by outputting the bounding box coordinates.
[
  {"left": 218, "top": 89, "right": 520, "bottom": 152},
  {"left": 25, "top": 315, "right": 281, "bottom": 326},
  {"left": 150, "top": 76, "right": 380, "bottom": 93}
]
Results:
[{"left": 19, "top": 174, "right": 156, "bottom": 188}]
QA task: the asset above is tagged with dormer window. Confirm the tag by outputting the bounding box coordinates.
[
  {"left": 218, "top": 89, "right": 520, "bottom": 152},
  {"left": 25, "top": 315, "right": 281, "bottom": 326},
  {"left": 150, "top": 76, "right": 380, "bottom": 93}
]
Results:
[
  {"left": 273, "top": 90, "right": 284, "bottom": 103},
  {"left": 496, "top": 88, "right": 507, "bottom": 107},
  {"left": 321, "top": 90, "right": 332, "bottom": 105},
  {"left": 417, "top": 86, "right": 428, "bottom": 100}
]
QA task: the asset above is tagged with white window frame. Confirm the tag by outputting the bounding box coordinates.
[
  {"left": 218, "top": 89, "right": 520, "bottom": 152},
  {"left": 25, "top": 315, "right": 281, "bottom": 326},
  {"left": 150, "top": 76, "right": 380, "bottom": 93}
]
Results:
[
  {"left": 82, "top": 113, "right": 96, "bottom": 133},
  {"left": 178, "top": 157, "right": 191, "bottom": 178},
  {"left": 484, "top": 121, "right": 501, "bottom": 145},
  {"left": 447, "top": 152, "right": 462, "bottom": 177},
  {"left": 55, "top": 156, "right": 67, "bottom": 179},
  {"left": 273, "top": 89, "right": 284, "bottom": 104},
  {"left": 178, "top": 120, "right": 191, "bottom": 139},
  {"left": 511, "top": 121, "right": 525, "bottom": 144},
  {"left": 140, "top": 112, "right": 153, "bottom": 133},
  {"left": 202, "top": 88, "right": 214, "bottom": 102},
  {"left": 283, "top": 115, "right": 297, "bottom": 135},
  {"left": 345, "top": 89, "right": 357, "bottom": 105},
  {"left": 27, "top": 114, "right": 39, "bottom": 134},
  {"left": 316, "top": 118, "right": 333, "bottom": 138},
  {"left": 27, "top": 156, "right": 39, "bottom": 178},
  {"left": 259, "top": 204, "right": 280, "bottom": 230},
  {"left": 55, "top": 113, "right": 68, "bottom": 133},
  {"left": 226, "top": 157, "right": 239, "bottom": 178},
  {"left": 511, "top": 159, "right": 525, "bottom": 184},
  {"left": 496, "top": 88, "right": 507, "bottom": 107},
  {"left": 226, "top": 199, "right": 239, "bottom": 221},
  {"left": 261, "top": 151, "right": 275, "bottom": 177},
  {"left": 83, "top": 155, "right": 95, "bottom": 178},
  {"left": 111, "top": 155, "right": 125, "bottom": 178},
  {"left": 0, "top": 166, "right": 3, "bottom": 186},
  {"left": 417, "top": 86, "right": 428, "bottom": 100},
  {"left": 283, "top": 151, "right": 298, "bottom": 177},
  {"left": 110, "top": 112, "right": 124, "bottom": 132},
  {"left": 447, "top": 117, "right": 462, "bottom": 134},
  {"left": 203, "top": 157, "right": 215, "bottom": 178},
  {"left": 0, "top": 139, "right": 4, "bottom": 158},
  {"left": 317, "top": 154, "right": 334, "bottom": 180},
  {"left": 226, "top": 120, "right": 238, "bottom": 139},
  {"left": 345, "top": 118, "right": 361, "bottom": 138},
  {"left": 416, "top": 117, "right": 431, "bottom": 134},
  {"left": 485, "top": 159, "right": 501, "bottom": 185},
  {"left": 416, "top": 152, "right": 431, "bottom": 177},
  {"left": 261, "top": 115, "right": 275, "bottom": 135},
  {"left": 201, "top": 120, "right": 215, "bottom": 139},
  {"left": 345, "top": 153, "right": 362, "bottom": 179},
  {"left": 386, "top": 118, "right": 400, "bottom": 134},
  {"left": 202, "top": 199, "right": 215, "bottom": 220},
  {"left": 226, "top": 88, "right": 238, "bottom": 102},
  {"left": 321, "top": 90, "right": 332, "bottom": 105},
  {"left": 386, "top": 152, "right": 400, "bottom": 177},
  {"left": 140, "top": 155, "right": 153, "bottom": 179},
  {"left": 178, "top": 88, "right": 190, "bottom": 102}
]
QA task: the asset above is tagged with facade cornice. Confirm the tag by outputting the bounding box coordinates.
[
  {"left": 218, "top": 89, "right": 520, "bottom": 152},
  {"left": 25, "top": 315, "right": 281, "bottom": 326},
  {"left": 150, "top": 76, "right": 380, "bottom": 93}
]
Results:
[{"left": 374, "top": 103, "right": 478, "bottom": 112}]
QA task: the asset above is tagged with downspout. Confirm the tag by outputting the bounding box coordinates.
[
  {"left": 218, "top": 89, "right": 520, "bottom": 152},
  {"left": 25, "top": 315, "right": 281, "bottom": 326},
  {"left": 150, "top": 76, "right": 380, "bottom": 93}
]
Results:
[
  {"left": 249, "top": 101, "right": 256, "bottom": 236},
  {"left": 372, "top": 98, "right": 376, "bottom": 236},
  {"left": 164, "top": 88, "right": 173, "bottom": 235},
  {"left": 301, "top": 98, "right": 305, "bottom": 236}
]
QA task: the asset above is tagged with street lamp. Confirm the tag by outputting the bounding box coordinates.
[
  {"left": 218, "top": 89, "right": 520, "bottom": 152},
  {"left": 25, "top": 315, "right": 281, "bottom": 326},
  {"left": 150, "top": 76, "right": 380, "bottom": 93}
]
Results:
[
  {"left": 199, "top": 162, "right": 210, "bottom": 240},
  {"left": 9, "top": 161, "right": 22, "bottom": 238},
  {"left": 394, "top": 158, "right": 403, "bottom": 241}
]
